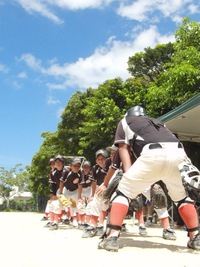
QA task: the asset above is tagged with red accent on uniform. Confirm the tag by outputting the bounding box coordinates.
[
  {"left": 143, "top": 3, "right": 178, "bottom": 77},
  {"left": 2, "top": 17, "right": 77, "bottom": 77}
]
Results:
[
  {"left": 160, "top": 217, "right": 170, "bottom": 229},
  {"left": 58, "top": 209, "right": 64, "bottom": 219},
  {"left": 109, "top": 203, "right": 129, "bottom": 227},
  {"left": 136, "top": 210, "right": 145, "bottom": 224},
  {"left": 178, "top": 204, "right": 198, "bottom": 230}
]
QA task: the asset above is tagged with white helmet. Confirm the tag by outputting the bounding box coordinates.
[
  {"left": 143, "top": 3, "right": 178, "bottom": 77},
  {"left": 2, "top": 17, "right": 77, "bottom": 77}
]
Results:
[{"left": 179, "top": 162, "right": 200, "bottom": 201}]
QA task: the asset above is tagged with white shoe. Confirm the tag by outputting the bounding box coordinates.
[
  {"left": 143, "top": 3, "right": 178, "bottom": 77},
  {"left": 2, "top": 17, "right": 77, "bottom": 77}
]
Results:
[{"left": 73, "top": 220, "right": 78, "bottom": 228}]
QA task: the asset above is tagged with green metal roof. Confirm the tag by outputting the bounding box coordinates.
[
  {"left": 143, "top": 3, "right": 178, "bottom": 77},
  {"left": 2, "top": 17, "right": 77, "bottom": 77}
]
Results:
[{"left": 159, "top": 93, "right": 200, "bottom": 142}]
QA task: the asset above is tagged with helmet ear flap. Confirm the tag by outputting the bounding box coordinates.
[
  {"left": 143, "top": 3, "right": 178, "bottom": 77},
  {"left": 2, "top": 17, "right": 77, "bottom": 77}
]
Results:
[{"left": 179, "top": 162, "right": 200, "bottom": 201}]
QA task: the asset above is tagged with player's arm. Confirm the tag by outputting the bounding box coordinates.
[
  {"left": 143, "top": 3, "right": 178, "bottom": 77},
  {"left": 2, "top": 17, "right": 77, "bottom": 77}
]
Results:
[
  {"left": 96, "top": 166, "right": 116, "bottom": 196},
  {"left": 78, "top": 184, "right": 83, "bottom": 200},
  {"left": 118, "top": 143, "right": 132, "bottom": 172},
  {"left": 59, "top": 180, "right": 64, "bottom": 194}
]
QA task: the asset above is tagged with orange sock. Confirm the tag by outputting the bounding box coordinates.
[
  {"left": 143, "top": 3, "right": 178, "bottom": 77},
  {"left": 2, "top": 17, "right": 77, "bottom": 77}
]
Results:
[
  {"left": 178, "top": 204, "right": 199, "bottom": 237},
  {"left": 90, "top": 215, "right": 98, "bottom": 227},
  {"left": 136, "top": 210, "right": 145, "bottom": 225},
  {"left": 110, "top": 203, "right": 129, "bottom": 228},
  {"left": 160, "top": 217, "right": 170, "bottom": 229},
  {"left": 58, "top": 210, "right": 64, "bottom": 219}
]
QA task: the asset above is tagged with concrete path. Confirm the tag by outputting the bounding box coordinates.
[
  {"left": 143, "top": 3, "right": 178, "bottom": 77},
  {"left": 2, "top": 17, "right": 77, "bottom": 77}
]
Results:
[{"left": 0, "top": 212, "right": 199, "bottom": 267}]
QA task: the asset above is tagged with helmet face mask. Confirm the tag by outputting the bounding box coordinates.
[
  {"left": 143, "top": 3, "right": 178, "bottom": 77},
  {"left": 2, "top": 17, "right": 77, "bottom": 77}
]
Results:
[{"left": 126, "top": 105, "right": 147, "bottom": 117}]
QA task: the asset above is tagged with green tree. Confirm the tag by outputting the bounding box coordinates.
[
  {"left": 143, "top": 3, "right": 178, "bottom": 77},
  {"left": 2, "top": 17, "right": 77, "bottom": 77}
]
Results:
[
  {"left": 127, "top": 43, "right": 174, "bottom": 82},
  {"left": 79, "top": 78, "right": 125, "bottom": 163},
  {"left": 0, "top": 164, "right": 31, "bottom": 208},
  {"left": 57, "top": 88, "right": 94, "bottom": 157},
  {"left": 146, "top": 18, "right": 200, "bottom": 116}
]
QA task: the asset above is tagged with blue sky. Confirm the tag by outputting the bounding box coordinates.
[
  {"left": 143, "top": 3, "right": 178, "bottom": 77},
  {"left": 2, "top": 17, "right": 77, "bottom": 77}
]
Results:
[{"left": 0, "top": 0, "right": 199, "bottom": 169}]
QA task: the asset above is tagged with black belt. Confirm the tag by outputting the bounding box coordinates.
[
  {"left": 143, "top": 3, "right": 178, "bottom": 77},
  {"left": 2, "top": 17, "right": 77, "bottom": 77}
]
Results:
[{"left": 149, "top": 142, "right": 183, "bottom": 150}]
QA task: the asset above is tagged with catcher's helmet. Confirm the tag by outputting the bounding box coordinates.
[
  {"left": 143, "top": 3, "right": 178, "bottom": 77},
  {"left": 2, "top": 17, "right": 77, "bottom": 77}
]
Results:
[
  {"left": 126, "top": 105, "right": 147, "bottom": 117},
  {"left": 179, "top": 162, "right": 200, "bottom": 201}
]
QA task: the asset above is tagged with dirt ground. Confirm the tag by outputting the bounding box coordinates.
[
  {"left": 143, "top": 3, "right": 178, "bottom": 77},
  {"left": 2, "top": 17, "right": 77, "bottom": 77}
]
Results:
[{"left": 0, "top": 212, "right": 199, "bottom": 267}]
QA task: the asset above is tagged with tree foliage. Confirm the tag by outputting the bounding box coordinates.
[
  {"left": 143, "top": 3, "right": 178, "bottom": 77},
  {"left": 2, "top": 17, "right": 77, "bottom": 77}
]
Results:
[
  {"left": 127, "top": 43, "right": 174, "bottom": 82},
  {"left": 0, "top": 164, "right": 30, "bottom": 197}
]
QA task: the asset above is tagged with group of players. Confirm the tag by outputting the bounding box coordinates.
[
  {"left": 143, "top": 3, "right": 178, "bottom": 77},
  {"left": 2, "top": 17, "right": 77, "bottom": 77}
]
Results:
[{"left": 41, "top": 105, "right": 200, "bottom": 251}]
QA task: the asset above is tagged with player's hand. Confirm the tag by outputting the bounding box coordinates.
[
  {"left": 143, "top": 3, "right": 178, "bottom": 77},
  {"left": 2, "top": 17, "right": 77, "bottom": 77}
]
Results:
[
  {"left": 88, "top": 196, "right": 93, "bottom": 202},
  {"left": 96, "top": 184, "right": 107, "bottom": 196}
]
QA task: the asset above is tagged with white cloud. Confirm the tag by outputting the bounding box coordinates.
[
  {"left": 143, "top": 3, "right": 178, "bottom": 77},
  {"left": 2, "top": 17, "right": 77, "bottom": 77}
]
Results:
[
  {"left": 0, "top": 63, "right": 9, "bottom": 73},
  {"left": 47, "top": 0, "right": 113, "bottom": 10},
  {"left": 18, "top": 53, "right": 42, "bottom": 70},
  {"left": 12, "top": 81, "right": 22, "bottom": 89},
  {"left": 56, "top": 107, "right": 65, "bottom": 118},
  {"left": 18, "top": 71, "right": 27, "bottom": 79},
  {"left": 19, "top": 26, "right": 175, "bottom": 90},
  {"left": 15, "top": 0, "right": 200, "bottom": 26},
  {"left": 15, "top": 0, "right": 113, "bottom": 23},
  {"left": 46, "top": 83, "right": 67, "bottom": 90},
  {"left": 188, "top": 4, "right": 199, "bottom": 14},
  {"left": 117, "top": 0, "right": 198, "bottom": 23},
  {"left": 47, "top": 95, "right": 60, "bottom": 105},
  {"left": 16, "top": 0, "right": 63, "bottom": 24}
]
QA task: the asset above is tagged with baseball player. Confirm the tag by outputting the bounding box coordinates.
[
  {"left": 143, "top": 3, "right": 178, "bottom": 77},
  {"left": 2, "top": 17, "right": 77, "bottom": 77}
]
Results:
[
  {"left": 41, "top": 158, "right": 55, "bottom": 221},
  {"left": 98, "top": 148, "right": 176, "bottom": 239},
  {"left": 77, "top": 160, "right": 93, "bottom": 229},
  {"left": 59, "top": 157, "right": 83, "bottom": 228},
  {"left": 45, "top": 155, "right": 65, "bottom": 230},
  {"left": 98, "top": 105, "right": 200, "bottom": 251},
  {"left": 82, "top": 149, "right": 109, "bottom": 238}
]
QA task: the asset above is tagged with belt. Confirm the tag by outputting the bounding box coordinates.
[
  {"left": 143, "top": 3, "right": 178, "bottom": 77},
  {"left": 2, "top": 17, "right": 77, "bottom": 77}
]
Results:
[{"left": 149, "top": 142, "right": 183, "bottom": 150}]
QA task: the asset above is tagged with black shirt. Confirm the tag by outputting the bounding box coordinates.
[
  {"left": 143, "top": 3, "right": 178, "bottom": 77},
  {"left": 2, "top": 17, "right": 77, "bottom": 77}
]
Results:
[
  {"left": 61, "top": 167, "right": 83, "bottom": 192},
  {"left": 91, "top": 164, "right": 107, "bottom": 186},
  {"left": 79, "top": 170, "right": 93, "bottom": 188},
  {"left": 49, "top": 168, "right": 63, "bottom": 195},
  {"left": 114, "top": 115, "right": 178, "bottom": 157}
]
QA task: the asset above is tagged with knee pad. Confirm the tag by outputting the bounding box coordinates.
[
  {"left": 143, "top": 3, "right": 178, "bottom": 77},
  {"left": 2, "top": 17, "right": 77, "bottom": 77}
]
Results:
[
  {"left": 154, "top": 207, "right": 169, "bottom": 219},
  {"left": 129, "top": 195, "right": 143, "bottom": 212},
  {"left": 150, "top": 183, "right": 167, "bottom": 209}
]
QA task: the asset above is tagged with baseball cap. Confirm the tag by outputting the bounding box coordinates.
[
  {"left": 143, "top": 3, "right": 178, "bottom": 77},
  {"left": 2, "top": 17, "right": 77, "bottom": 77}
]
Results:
[
  {"left": 95, "top": 149, "right": 108, "bottom": 159},
  {"left": 54, "top": 155, "right": 64, "bottom": 162},
  {"left": 106, "top": 144, "right": 118, "bottom": 153},
  {"left": 49, "top": 158, "right": 55, "bottom": 165},
  {"left": 83, "top": 160, "right": 91, "bottom": 167},
  {"left": 71, "top": 157, "right": 81, "bottom": 165}
]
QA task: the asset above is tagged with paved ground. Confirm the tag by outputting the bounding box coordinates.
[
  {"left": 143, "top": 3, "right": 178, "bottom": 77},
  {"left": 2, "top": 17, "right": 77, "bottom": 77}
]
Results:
[{"left": 0, "top": 212, "right": 199, "bottom": 267}]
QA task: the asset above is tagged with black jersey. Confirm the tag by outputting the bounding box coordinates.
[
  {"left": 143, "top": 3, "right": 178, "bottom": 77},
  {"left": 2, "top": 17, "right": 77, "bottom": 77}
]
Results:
[
  {"left": 49, "top": 168, "right": 63, "bottom": 195},
  {"left": 104, "top": 157, "right": 112, "bottom": 173},
  {"left": 79, "top": 170, "right": 93, "bottom": 188},
  {"left": 111, "top": 150, "right": 121, "bottom": 170},
  {"left": 60, "top": 167, "right": 83, "bottom": 192},
  {"left": 91, "top": 164, "right": 107, "bottom": 186},
  {"left": 114, "top": 115, "right": 178, "bottom": 157}
]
